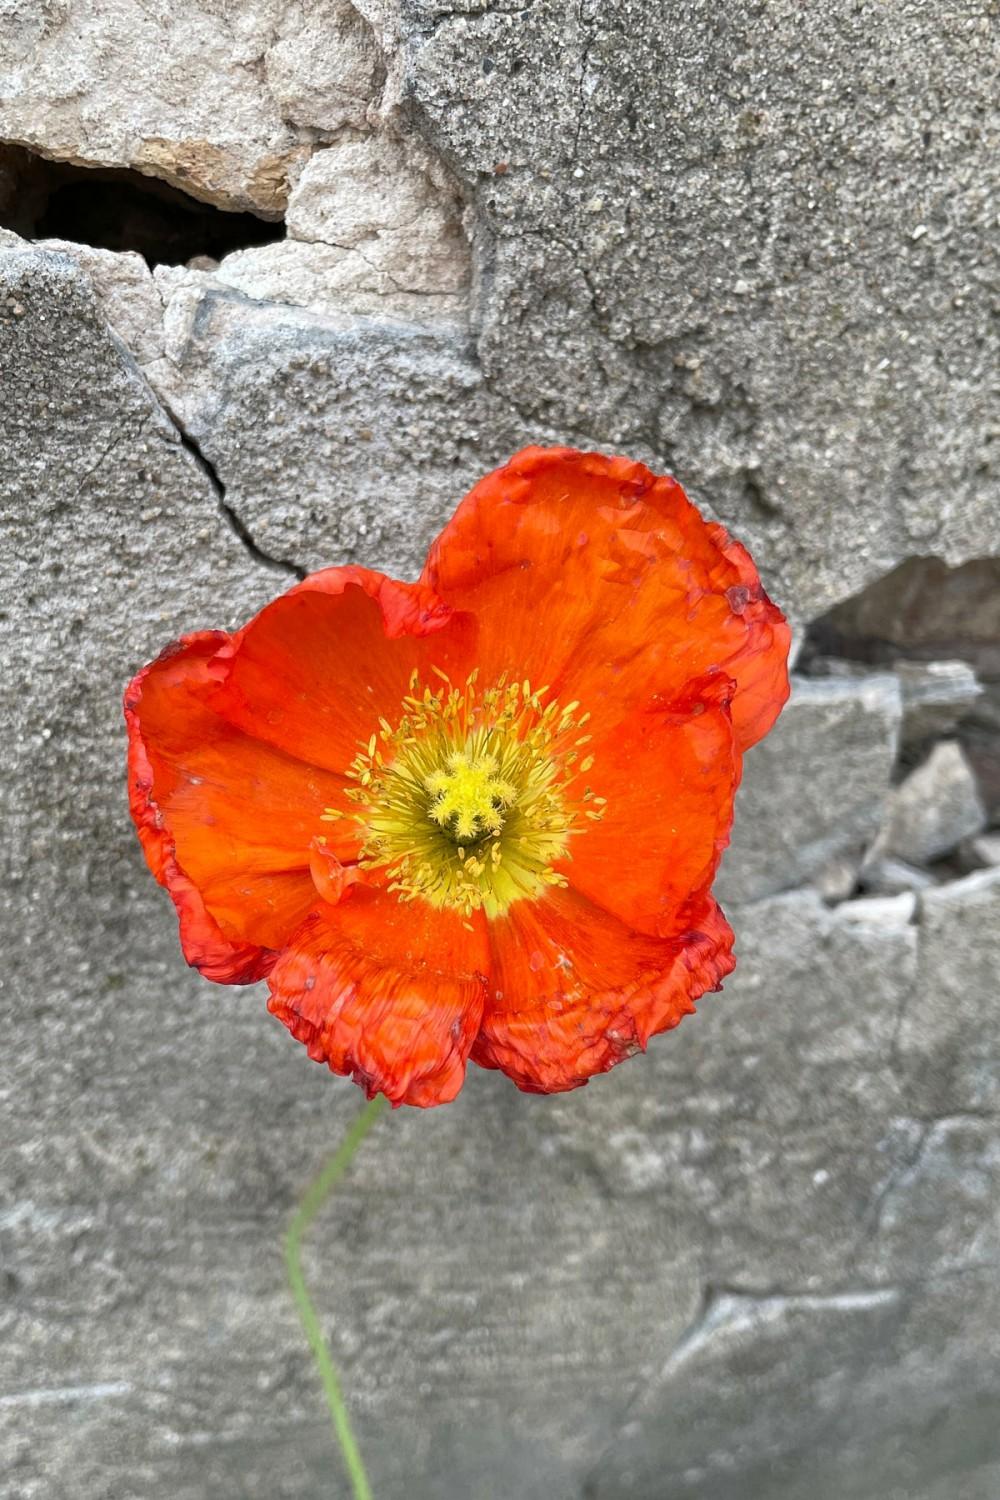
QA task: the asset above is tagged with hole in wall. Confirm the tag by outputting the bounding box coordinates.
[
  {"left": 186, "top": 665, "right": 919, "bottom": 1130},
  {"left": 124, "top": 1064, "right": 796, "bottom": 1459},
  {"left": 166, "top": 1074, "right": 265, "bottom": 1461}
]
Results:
[
  {"left": 0, "top": 143, "right": 283, "bottom": 269},
  {"left": 802, "top": 555, "right": 1000, "bottom": 672},
  {"left": 801, "top": 554, "right": 1000, "bottom": 820}
]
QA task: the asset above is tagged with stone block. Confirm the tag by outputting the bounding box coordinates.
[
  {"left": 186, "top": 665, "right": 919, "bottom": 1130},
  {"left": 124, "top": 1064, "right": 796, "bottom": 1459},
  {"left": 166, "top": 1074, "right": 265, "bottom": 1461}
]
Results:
[
  {"left": 868, "top": 740, "right": 986, "bottom": 868},
  {"left": 716, "top": 675, "right": 901, "bottom": 905}
]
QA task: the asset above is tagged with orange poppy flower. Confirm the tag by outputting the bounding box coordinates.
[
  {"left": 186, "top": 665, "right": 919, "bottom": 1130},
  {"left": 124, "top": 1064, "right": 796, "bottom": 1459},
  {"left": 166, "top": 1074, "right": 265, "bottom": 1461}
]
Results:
[{"left": 126, "top": 447, "right": 790, "bottom": 1107}]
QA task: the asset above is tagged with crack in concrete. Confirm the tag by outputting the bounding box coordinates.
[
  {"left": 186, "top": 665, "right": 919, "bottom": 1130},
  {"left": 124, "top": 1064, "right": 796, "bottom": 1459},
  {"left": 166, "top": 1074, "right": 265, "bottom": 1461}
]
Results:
[
  {"left": 170, "top": 422, "right": 306, "bottom": 581},
  {"left": 289, "top": 228, "right": 469, "bottom": 301},
  {"left": 579, "top": 1255, "right": 1000, "bottom": 1498},
  {"left": 858, "top": 1120, "right": 933, "bottom": 1256}
]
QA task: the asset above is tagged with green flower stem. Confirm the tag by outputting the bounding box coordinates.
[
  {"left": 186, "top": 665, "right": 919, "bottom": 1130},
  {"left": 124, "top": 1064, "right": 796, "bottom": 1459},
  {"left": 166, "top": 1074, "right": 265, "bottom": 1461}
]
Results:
[{"left": 284, "top": 1094, "right": 389, "bottom": 1499}]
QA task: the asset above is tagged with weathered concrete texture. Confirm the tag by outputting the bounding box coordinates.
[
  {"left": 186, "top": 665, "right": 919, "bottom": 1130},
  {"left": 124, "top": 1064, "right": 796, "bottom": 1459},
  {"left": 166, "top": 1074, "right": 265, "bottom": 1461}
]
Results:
[
  {"left": 860, "top": 856, "right": 937, "bottom": 897},
  {"left": 715, "top": 674, "right": 901, "bottom": 905},
  {"left": 971, "top": 832, "right": 1000, "bottom": 869},
  {"left": 29, "top": 238, "right": 167, "bottom": 366},
  {"left": 0, "top": 245, "right": 276, "bottom": 903},
  {"left": 405, "top": 0, "right": 1000, "bottom": 624},
  {"left": 143, "top": 280, "right": 541, "bottom": 579},
  {"left": 0, "top": 1, "right": 382, "bottom": 215},
  {"left": 213, "top": 132, "right": 472, "bottom": 318},
  {"left": 893, "top": 660, "right": 984, "bottom": 749},
  {"left": 898, "top": 866, "right": 1000, "bottom": 1119},
  {"left": 583, "top": 1272, "right": 1000, "bottom": 1500},
  {"left": 5, "top": 673, "right": 998, "bottom": 1500}
]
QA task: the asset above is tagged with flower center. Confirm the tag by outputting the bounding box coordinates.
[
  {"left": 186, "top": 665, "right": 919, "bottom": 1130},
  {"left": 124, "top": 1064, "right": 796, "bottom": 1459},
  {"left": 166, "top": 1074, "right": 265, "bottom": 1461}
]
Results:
[
  {"left": 426, "top": 751, "right": 515, "bottom": 843},
  {"left": 322, "top": 671, "right": 604, "bottom": 918}
]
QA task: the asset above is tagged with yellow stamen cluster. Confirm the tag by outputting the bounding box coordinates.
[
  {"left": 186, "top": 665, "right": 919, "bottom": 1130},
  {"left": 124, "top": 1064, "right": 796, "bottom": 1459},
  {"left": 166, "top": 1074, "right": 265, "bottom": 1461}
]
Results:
[{"left": 321, "top": 669, "right": 604, "bottom": 918}]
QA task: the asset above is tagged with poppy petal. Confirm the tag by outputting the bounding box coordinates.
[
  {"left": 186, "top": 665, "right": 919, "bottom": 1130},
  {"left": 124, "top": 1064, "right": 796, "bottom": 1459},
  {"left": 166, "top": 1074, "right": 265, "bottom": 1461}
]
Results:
[
  {"left": 267, "top": 889, "right": 490, "bottom": 1107},
  {"left": 703, "top": 524, "right": 794, "bottom": 752},
  {"left": 473, "top": 885, "right": 734, "bottom": 1094},
  {"left": 563, "top": 674, "right": 739, "bottom": 936},
  {"left": 125, "top": 632, "right": 347, "bottom": 980},
  {"left": 422, "top": 446, "right": 790, "bottom": 751},
  {"left": 209, "top": 567, "right": 476, "bottom": 775}
]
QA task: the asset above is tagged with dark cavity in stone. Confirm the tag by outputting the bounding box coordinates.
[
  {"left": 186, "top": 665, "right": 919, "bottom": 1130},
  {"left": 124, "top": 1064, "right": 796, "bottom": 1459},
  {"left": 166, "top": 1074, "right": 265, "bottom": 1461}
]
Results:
[{"left": 0, "top": 143, "right": 283, "bottom": 268}]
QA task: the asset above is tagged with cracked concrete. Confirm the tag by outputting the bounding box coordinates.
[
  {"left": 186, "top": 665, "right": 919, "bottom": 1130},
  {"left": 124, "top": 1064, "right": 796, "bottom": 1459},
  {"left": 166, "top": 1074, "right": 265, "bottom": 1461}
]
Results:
[
  {"left": 2, "top": 2, "right": 1000, "bottom": 1497},
  {"left": 161, "top": 386, "right": 307, "bottom": 580}
]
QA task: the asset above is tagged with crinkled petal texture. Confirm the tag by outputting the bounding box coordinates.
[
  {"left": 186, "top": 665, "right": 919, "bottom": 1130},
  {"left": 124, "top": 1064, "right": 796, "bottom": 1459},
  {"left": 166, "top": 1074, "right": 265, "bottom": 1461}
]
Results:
[
  {"left": 126, "top": 449, "right": 790, "bottom": 1105},
  {"left": 125, "top": 568, "right": 486, "bottom": 1105},
  {"left": 475, "top": 887, "right": 734, "bottom": 1094},
  {"left": 267, "top": 893, "right": 489, "bottom": 1108},
  {"left": 423, "top": 445, "right": 790, "bottom": 754}
]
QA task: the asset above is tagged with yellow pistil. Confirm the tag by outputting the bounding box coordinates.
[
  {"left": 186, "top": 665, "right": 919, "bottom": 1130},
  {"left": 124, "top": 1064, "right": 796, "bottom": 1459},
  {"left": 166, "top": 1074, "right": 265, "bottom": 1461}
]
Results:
[
  {"left": 321, "top": 670, "right": 603, "bottom": 918},
  {"left": 426, "top": 751, "right": 516, "bottom": 842}
]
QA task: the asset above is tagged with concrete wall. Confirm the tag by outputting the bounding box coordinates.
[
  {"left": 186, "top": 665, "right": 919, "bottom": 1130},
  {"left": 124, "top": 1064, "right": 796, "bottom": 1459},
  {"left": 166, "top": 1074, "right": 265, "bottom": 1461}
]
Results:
[{"left": 1, "top": 3, "right": 998, "bottom": 1497}]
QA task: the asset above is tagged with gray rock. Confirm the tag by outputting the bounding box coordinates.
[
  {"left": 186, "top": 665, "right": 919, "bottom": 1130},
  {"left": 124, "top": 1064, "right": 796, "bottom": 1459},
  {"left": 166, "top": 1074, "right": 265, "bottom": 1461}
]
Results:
[
  {"left": 9, "top": 0, "right": 991, "bottom": 623},
  {"left": 0, "top": 243, "right": 276, "bottom": 906},
  {"left": 895, "top": 659, "right": 983, "bottom": 746},
  {"left": 584, "top": 1269, "right": 1000, "bottom": 1500},
  {"left": 716, "top": 675, "right": 902, "bottom": 906},
  {"left": 969, "top": 831, "right": 1000, "bottom": 868},
  {"left": 839, "top": 891, "right": 918, "bottom": 927},
  {"left": 963, "top": 683, "right": 1000, "bottom": 823},
  {"left": 784, "top": 657, "right": 983, "bottom": 750},
  {"left": 861, "top": 857, "right": 938, "bottom": 896},
  {"left": 144, "top": 282, "right": 536, "bottom": 581},
  {"left": 813, "top": 555, "right": 1000, "bottom": 660},
  {"left": 31, "top": 239, "right": 166, "bottom": 366},
  {"left": 898, "top": 865, "right": 1000, "bottom": 1118},
  {"left": 812, "top": 855, "right": 860, "bottom": 904},
  {"left": 0, "top": 0, "right": 381, "bottom": 215},
  {"left": 213, "top": 133, "right": 473, "bottom": 321},
  {"left": 853, "top": 1116, "right": 1000, "bottom": 1287},
  {"left": 408, "top": 0, "right": 999, "bottom": 625},
  {"left": 869, "top": 739, "right": 987, "bottom": 867}
]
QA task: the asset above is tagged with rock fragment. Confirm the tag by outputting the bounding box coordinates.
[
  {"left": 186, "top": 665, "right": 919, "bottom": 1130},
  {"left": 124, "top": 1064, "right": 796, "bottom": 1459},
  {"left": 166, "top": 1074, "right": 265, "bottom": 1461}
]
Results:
[
  {"left": 141, "top": 282, "right": 530, "bottom": 582},
  {"left": 29, "top": 237, "right": 165, "bottom": 365},
  {"left": 214, "top": 134, "right": 471, "bottom": 318},
  {"left": 716, "top": 675, "right": 902, "bottom": 905},
  {"left": 0, "top": 1, "right": 382, "bottom": 216},
  {"left": 860, "top": 857, "right": 937, "bottom": 896},
  {"left": 969, "top": 831, "right": 1000, "bottom": 867},
  {"left": 898, "top": 865, "right": 1000, "bottom": 1117},
  {"left": 895, "top": 659, "right": 983, "bottom": 747},
  {"left": 836, "top": 891, "right": 918, "bottom": 928},
  {"left": 868, "top": 740, "right": 986, "bottom": 868}
]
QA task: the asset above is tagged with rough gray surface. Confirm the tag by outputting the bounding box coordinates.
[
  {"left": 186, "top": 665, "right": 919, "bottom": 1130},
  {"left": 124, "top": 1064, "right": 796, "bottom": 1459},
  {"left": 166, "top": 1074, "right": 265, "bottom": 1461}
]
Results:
[
  {"left": 898, "top": 867, "right": 1000, "bottom": 1119},
  {"left": 869, "top": 739, "right": 987, "bottom": 868},
  {"left": 0, "top": 0, "right": 382, "bottom": 214},
  {"left": 401, "top": 0, "right": 1000, "bottom": 624},
  {"left": 213, "top": 131, "right": 473, "bottom": 319},
  {"left": 895, "top": 660, "right": 984, "bottom": 749},
  {"left": 145, "top": 280, "right": 539, "bottom": 579},
  {"left": 715, "top": 675, "right": 902, "bottom": 905},
  {"left": 971, "top": 832, "right": 1000, "bottom": 869},
  {"left": 2, "top": 2, "right": 1000, "bottom": 1498},
  {"left": 860, "top": 857, "right": 937, "bottom": 897}
]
